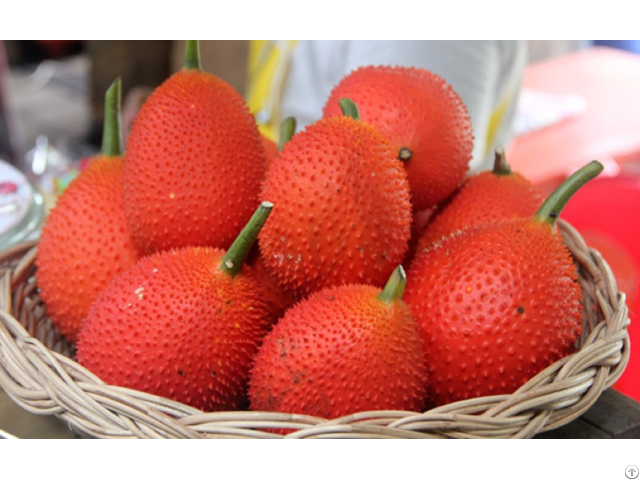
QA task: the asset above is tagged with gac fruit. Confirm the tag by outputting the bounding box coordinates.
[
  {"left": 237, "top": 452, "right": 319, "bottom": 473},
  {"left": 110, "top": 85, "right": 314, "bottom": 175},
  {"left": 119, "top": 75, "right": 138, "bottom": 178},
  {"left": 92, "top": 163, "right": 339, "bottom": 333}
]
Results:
[
  {"left": 417, "top": 148, "right": 543, "bottom": 251},
  {"left": 259, "top": 100, "right": 412, "bottom": 298},
  {"left": 404, "top": 161, "right": 603, "bottom": 405},
  {"left": 123, "top": 40, "right": 265, "bottom": 254},
  {"left": 323, "top": 66, "right": 473, "bottom": 210},
  {"left": 77, "top": 203, "right": 274, "bottom": 411},
  {"left": 249, "top": 266, "right": 428, "bottom": 419}
]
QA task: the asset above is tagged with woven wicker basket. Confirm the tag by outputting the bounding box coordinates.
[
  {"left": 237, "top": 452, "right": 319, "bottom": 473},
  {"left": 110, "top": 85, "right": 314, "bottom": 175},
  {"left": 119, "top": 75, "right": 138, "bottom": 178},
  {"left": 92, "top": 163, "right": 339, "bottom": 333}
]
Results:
[{"left": 0, "top": 220, "right": 630, "bottom": 438}]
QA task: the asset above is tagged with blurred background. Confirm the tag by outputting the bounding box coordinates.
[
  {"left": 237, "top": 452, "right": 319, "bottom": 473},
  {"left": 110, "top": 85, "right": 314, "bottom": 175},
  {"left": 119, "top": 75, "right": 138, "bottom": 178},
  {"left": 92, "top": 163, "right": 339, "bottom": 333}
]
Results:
[{"left": 0, "top": 40, "right": 639, "bottom": 411}]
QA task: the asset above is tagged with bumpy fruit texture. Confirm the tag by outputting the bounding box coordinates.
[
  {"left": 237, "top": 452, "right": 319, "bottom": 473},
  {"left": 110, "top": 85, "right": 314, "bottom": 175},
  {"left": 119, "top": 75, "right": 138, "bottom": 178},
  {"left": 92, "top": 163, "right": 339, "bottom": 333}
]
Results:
[
  {"left": 259, "top": 116, "right": 412, "bottom": 297},
  {"left": 250, "top": 254, "right": 297, "bottom": 322},
  {"left": 249, "top": 284, "right": 428, "bottom": 418},
  {"left": 404, "top": 219, "right": 583, "bottom": 406},
  {"left": 417, "top": 167, "right": 543, "bottom": 251},
  {"left": 124, "top": 69, "right": 265, "bottom": 254},
  {"left": 77, "top": 247, "right": 272, "bottom": 411},
  {"left": 323, "top": 66, "right": 473, "bottom": 210},
  {"left": 36, "top": 157, "right": 140, "bottom": 343}
]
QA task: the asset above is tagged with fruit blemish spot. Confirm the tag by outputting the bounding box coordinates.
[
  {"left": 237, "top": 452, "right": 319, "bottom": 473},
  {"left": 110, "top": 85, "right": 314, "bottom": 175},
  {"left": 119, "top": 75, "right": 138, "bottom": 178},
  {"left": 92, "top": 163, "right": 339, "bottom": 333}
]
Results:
[{"left": 133, "top": 286, "right": 145, "bottom": 300}]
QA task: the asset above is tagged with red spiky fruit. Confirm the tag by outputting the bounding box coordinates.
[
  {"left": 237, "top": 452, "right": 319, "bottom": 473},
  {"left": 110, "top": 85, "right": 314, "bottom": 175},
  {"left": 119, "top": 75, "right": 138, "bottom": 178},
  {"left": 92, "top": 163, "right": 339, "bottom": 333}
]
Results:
[
  {"left": 323, "top": 65, "right": 474, "bottom": 210},
  {"left": 36, "top": 79, "right": 140, "bottom": 343},
  {"left": 76, "top": 203, "right": 274, "bottom": 411},
  {"left": 37, "top": 158, "right": 140, "bottom": 343},
  {"left": 249, "top": 266, "right": 427, "bottom": 419},
  {"left": 405, "top": 220, "right": 583, "bottom": 406},
  {"left": 259, "top": 104, "right": 412, "bottom": 298},
  {"left": 250, "top": 254, "right": 298, "bottom": 322},
  {"left": 417, "top": 148, "right": 543, "bottom": 251},
  {"left": 123, "top": 41, "right": 265, "bottom": 254},
  {"left": 404, "top": 162, "right": 603, "bottom": 406}
]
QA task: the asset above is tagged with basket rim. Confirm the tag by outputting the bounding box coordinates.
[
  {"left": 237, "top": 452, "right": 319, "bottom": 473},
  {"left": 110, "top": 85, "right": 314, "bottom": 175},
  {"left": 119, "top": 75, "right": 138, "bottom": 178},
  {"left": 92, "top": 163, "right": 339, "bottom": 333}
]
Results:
[{"left": 0, "top": 220, "right": 631, "bottom": 439}]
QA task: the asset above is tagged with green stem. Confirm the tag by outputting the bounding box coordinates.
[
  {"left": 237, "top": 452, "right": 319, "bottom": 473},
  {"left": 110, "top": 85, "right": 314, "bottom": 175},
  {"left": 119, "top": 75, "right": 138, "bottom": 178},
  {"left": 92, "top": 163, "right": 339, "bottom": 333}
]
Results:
[
  {"left": 220, "top": 202, "right": 273, "bottom": 278},
  {"left": 492, "top": 147, "right": 512, "bottom": 176},
  {"left": 101, "top": 78, "right": 123, "bottom": 157},
  {"left": 339, "top": 98, "right": 360, "bottom": 120},
  {"left": 534, "top": 160, "right": 604, "bottom": 227},
  {"left": 279, "top": 117, "right": 296, "bottom": 151},
  {"left": 184, "top": 40, "right": 201, "bottom": 70},
  {"left": 378, "top": 265, "right": 407, "bottom": 303}
]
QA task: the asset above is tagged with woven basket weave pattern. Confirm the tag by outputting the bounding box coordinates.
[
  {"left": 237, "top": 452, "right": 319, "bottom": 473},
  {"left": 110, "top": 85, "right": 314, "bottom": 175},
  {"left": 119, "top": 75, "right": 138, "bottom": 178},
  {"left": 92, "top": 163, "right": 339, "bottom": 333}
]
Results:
[{"left": 0, "top": 221, "right": 630, "bottom": 438}]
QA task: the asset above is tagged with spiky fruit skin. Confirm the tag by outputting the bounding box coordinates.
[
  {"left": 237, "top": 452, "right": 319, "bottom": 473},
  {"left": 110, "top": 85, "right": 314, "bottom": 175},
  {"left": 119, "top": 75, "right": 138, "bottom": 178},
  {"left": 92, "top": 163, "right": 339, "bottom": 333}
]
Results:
[
  {"left": 76, "top": 247, "right": 271, "bottom": 411},
  {"left": 404, "top": 219, "right": 583, "bottom": 406},
  {"left": 249, "top": 284, "right": 428, "bottom": 418},
  {"left": 323, "top": 66, "right": 473, "bottom": 210},
  {"left": 124, "top": 69, "right": 266, "bottom": 254},
  {"left": 259, "top": 116, "right": 412, "bottom": 298},
  {"left": 36, "top": 157, "right": 140, "bottom": 343},
  {"left": 417, "top": 170, "right": 543, "bottom": 251},
  {"left": 250, "top": 254, "right": 297, "bottom": 322}
]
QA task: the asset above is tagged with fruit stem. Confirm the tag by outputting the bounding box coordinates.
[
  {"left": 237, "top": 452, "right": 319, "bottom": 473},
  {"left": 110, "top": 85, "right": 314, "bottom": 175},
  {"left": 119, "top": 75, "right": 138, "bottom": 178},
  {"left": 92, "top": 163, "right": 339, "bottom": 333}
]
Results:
[
  {"left": 279, "top": 117, "right": 296, "bottom": 151},
  {"left": 184, "top": 40, "right": 201, "bottom": 70},
  {"left": 100, "top": 78, "right": 123, "bottom": 157},
  {"left": 378, "top": 265, "right": 407, "bottom": 303},
  {"left": 534, "top": 160, "right": 604, "bottom": 227},
  {"left": 220, "top": 202, "right": 273, "bottom": 278},
  {"left": 398, "top": 148, "right": 413, "bottom": 162},
  {"left": 339, "top": 98, "right": 360, "bottom": 120},
  {"left": 493, "top": 147, "right": 512, "bottom": 176}
]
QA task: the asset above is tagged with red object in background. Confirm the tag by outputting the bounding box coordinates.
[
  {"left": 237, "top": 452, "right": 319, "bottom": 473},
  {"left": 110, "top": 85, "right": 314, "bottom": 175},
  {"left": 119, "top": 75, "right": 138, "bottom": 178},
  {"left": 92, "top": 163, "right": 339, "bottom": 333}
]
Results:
[
  {"left": 559, "top": 175, "right": 640, "bottom": 401},
  {"left": 35, "top": 41, "right": 81, "bottom": 59},
  {"left": 507, "top": 47, "right": 640, "bottom": 185},
  {"left": 0, "top": 182, "right": 18, "bottom": 195}
]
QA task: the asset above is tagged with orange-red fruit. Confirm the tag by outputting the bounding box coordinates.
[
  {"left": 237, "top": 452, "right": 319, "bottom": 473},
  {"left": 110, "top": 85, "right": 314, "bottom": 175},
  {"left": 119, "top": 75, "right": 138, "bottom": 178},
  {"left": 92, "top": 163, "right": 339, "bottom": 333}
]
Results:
[
  {"left": 124, "top": 69, "right": 265, "bottom": 254},
  {"left": 76, "top": 247, "right": 272, "bottom": 411},
  {"left": 261, "top": 133, "right": 279, "bottom": 171},
  {"left": 249, "top": 284, "right": 428, "bottom": 418},
  {"left": 417, "top": 168, "right": 543, "bottom": 251},
  {"left": 259, "top": 116, "right": 412, "bottom": 297},
  {"left": 36, "top": 157, "right": 140, "bottom": 343},
  {"left": 250, "top": 254, "right": 297, "bottom": 322},
  {"left": 404, "top": 219, "right": 583, "bottom": 406},
  {"left": 323, "top": 66, "right": 473, "bottom": 210},
  {"left": 404, "top": 206, "right": 437, "bottom": 266}
]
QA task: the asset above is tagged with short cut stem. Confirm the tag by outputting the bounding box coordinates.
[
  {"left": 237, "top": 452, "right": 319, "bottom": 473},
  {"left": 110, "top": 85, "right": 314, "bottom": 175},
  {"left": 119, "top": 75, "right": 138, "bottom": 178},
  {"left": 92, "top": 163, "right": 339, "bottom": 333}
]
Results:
[
  {"left": 378, "top": 265, "right": 407, "bottom": 303},
  {"left": 101, "top": 78, "right": 123, "bottom": 157},
  {"left": 339, "top": 98, "right": 360, "bottom": 120},
  {"left": 184, "top": 40, "right": 201, "bottom": 70},
  {"left": 220, "top": 202, "right": 273, "bottom": 278},
  {"left": 492, "top": 147, "right": 512, "bottom": 176},
  {"left": 279, "top": 117, "right": 296, "bottom": 151}
]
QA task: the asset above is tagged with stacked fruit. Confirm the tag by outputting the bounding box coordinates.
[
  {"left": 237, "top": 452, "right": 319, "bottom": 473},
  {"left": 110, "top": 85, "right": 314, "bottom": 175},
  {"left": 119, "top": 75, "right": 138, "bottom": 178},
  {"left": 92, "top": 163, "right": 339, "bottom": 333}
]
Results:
[{"left": 36, "top": 41, "right": 603, "bottom": 417}]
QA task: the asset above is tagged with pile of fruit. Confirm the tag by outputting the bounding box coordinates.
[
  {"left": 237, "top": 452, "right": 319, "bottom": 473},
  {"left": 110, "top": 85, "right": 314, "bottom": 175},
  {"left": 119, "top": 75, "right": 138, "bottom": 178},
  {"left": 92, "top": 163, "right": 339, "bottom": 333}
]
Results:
[{"left": 35, "top": 41, "right": 603, "bottom": 418}]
